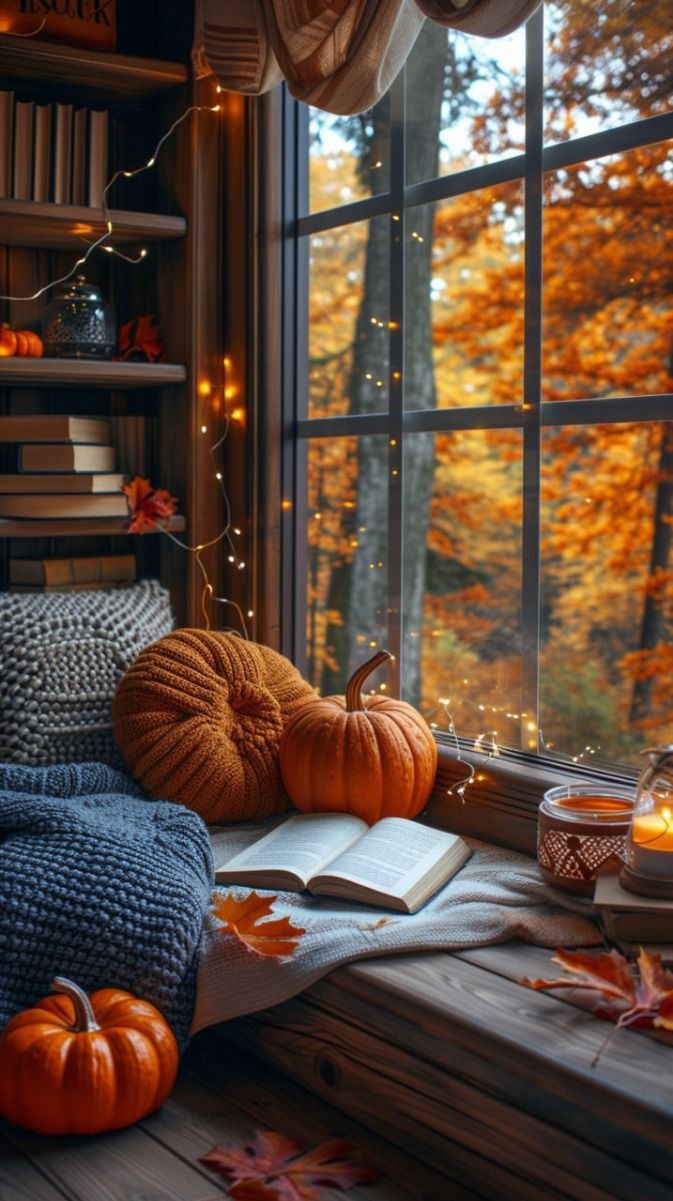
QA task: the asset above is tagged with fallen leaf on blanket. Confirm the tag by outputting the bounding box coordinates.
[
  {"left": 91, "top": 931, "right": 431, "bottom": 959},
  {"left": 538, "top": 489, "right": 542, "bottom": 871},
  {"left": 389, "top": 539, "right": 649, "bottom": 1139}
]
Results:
[
  {"left": 519, "top": 946, "right": 673, "bottom": 1029},
  {"left": 200, "top": 1130, "right": 377, "bottom": 1200},
  {"left": 357, "top": 917, "right": 394, "bottom": 931},
  {"left": 211, "top": 892, "right": 305, "bottom": 958}
]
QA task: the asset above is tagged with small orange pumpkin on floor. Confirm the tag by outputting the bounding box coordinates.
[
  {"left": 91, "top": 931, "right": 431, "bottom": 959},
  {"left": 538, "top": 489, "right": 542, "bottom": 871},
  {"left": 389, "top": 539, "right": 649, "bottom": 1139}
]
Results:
[
  {"left": 0, "top": 977, "right": 178, "bottom": 1135},
  {"left": 279, "top": 650, "right": 438, "bottom": 825}
]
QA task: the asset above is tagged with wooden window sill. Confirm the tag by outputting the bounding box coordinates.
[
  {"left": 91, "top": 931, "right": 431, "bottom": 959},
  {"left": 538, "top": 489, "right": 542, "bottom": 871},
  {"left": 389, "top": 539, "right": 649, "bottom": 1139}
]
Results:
[{"left": 215, "top": 940, "right": 673, "bottom": 1201}]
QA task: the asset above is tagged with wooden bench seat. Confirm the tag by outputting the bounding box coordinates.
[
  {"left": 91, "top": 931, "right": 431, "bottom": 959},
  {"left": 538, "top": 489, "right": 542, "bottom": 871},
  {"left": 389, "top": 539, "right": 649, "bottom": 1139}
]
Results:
[{"left": 215, "top": 940, "right": 673, "bottom": 1201}]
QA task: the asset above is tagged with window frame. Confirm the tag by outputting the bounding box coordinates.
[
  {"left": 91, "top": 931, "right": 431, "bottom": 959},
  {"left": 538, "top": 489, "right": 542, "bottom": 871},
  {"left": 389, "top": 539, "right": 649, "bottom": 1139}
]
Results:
[{"left": 271, "top": 7, "right": 673, "bottom": 835}]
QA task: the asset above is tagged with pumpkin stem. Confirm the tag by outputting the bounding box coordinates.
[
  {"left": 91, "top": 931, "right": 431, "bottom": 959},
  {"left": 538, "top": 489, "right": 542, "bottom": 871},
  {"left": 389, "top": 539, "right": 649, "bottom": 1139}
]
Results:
[
  {"left": 345, "top": 650, "right": 394, "bottom": 712},
  {"left": 51, "top": 977, "right": 100, "bottom": 1033}
]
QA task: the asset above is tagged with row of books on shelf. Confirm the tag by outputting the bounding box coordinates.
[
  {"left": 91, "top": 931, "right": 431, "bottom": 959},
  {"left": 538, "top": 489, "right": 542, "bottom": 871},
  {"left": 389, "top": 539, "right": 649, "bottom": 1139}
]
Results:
[
  {"left": 0, "top": 91, "right": 108, "bottom": 206},
  {"left": 0, "top": 414, "right": 129, "bottom": 521},
  {"left": 9, "top": 554, "right": 136, "bottom": 592}
]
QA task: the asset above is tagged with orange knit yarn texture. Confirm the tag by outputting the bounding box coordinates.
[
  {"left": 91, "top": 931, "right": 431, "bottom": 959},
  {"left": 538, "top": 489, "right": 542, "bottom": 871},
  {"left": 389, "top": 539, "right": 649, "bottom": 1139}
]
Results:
[{"left": 113, "top": 629, "right": 316, "bottom": 823}]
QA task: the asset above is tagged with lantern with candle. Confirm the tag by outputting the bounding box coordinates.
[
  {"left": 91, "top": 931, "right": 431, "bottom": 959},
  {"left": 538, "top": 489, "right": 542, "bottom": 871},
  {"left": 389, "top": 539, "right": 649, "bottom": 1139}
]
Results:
[{"left": 621, "top": 746, "right": 673, "bottom": 898}]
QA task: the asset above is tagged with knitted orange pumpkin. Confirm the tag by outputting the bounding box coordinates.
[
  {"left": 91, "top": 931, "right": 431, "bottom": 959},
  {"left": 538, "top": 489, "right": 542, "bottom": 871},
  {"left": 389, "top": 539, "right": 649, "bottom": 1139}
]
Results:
[
  {"left": 114, "top": 629, "right": 315, "bottom": 822},
  {"left": 279, "top": 650, "right": 438, "bottom": 825},
  {"left": 0, "top": 977, "right": 178, "bottom": 1135}
]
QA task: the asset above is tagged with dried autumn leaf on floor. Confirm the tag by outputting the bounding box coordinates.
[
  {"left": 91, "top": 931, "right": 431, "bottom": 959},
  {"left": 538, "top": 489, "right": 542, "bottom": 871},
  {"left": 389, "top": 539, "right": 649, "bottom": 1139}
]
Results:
[
  {"left": 200, "top": 1130, "right": 376, "bottom": 1200},
  {"left": 520, "top": 946, "right": 673, "bottom": 1028},
  {"left": 211, "top": 892, "right": 306, "bottom": 958},
  {"left": 122, "top": 475, "right": 178, "bottom": 534}
]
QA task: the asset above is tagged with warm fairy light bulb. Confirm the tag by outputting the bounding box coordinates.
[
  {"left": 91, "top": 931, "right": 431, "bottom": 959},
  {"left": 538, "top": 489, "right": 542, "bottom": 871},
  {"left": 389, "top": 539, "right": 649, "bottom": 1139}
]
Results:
[
  {"left": 199, "top": 381, "right": 211, "bottom": 396},
  {"left": 216, "top": 472, "right": 223, "bottom": 480},
  {"left": 247, "top": 609, "right": 254, "bottom": 617},
  {"left": 200, "top": 424, "right": 208, "bottom": 433},
  {"left": 238, "top": 562, "right": 245, "bottom": 570},
  {"left": 233, "top": 527, "right": 241, "bottom": 535},
  {"left": 228, "top": 555, "right": 235, "bottom": 563}
]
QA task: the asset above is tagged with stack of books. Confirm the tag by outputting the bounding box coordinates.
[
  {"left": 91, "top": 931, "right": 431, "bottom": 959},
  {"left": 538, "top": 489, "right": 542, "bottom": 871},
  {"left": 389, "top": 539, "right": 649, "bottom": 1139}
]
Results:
[
  {"left": 0, "top": 414, "right": 129, "bottom": 523},
  {"left": 10, "top": 553, "right": 136, "bottom": 593},
  {"left": 0, "top": 91, "right": 108, "bottom": 206},
  {"left": 593, "top": 873, "right": 673, "bottom": 945}
]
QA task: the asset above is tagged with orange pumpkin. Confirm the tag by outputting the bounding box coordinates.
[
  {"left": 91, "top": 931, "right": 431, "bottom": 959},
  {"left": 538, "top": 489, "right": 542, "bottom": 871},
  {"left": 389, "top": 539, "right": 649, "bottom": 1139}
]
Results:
[
  {"left": 279, "top": 650, "right": 438, "bottom": 824},
  {"left": 0, "top": 324, "right": 17, "bottom": 357},
  {"left": 17, "top": 329, "right": 44, "bottom": 357},
  {"left": 0, "top": 977, "right": 178, "bottom": 1135},
  {"left": 0, "top": 325, "right": 43, "bottom": 357}
]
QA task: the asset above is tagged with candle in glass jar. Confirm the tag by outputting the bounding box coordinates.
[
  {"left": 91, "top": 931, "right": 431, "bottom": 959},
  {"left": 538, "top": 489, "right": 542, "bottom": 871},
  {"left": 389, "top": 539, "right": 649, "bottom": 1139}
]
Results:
[{"left": 630, "top": 805, "right": 673, "bottom": 879}]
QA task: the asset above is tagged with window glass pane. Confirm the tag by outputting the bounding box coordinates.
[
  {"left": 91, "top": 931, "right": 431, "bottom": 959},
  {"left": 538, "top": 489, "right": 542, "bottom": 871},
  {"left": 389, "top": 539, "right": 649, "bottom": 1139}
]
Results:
[
  {"left": 545, "top": 0, "right": 673, "bottom": 143},
  {"left": 543, "top": 143, "right": 673, "bottom": 402},
  {"left": 305, "top": 435, "right": 389, "bottom": 694},
  {"left": 308, "top": 218, "right": 391, "bottom": 419},
  {"left": 309, "top": 101, "right": 391, "bottom": 215},
  {"left": 405, "top": 23, "right": 525, "bottom": 185},
  {"left": 403, "top": 429, "right": 523, "bottom": 749},
  {"left": 541, "top": 422, "right": 673, "bottom": 768},
  {"left": 406, "top": 183, "right": 525, "bottom": 411}
]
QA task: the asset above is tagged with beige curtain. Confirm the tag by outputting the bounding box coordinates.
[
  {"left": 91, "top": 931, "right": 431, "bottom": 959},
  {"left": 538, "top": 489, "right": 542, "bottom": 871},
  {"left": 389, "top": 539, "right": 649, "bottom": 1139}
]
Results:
[{"left": 193, "top": 0, "right": 542, "bottom": 115}]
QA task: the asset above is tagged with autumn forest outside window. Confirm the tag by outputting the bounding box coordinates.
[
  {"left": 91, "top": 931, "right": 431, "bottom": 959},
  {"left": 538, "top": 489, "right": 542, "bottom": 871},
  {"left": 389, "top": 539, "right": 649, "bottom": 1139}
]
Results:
[{"left": 281, "top": 1, "right": 673, "bottom": 774}]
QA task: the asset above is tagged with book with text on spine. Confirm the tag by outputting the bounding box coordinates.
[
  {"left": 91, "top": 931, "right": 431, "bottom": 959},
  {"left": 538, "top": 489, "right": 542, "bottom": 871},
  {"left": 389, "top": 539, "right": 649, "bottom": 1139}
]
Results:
[{"left": 214, "top": 813, "right": 472, "bottom": 913}]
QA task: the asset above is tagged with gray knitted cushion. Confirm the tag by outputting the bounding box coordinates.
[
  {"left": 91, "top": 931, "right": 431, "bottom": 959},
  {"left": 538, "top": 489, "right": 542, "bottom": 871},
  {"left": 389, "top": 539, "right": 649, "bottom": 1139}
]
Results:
[{"left": 0, "top": 581, "right": 173, "bottom": 766}]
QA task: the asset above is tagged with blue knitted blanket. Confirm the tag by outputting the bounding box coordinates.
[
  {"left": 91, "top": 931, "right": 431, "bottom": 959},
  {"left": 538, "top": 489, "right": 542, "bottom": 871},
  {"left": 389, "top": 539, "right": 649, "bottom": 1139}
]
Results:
[{"left": 0, "top": 762, "right": 213, "bottom": 1047}]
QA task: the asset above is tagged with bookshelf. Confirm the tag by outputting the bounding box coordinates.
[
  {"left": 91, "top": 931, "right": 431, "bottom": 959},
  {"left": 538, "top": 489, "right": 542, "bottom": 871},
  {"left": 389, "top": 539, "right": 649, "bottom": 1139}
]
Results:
[
  {"left": 0, "top": 1, "right": 226, "bottom": 622},
  {"left": 0, "top": 360, "right": 186, "bottom": 387},
  {"left": 0, "top": 199, "right": 186, "bottom": 248}
]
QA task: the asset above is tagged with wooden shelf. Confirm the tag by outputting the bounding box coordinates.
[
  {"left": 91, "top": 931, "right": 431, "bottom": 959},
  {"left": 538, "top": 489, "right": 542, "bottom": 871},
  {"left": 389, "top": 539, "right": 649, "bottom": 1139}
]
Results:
[
  {"left": 0, "top": 514, "right": 186, "bottom": 538},
  {"left": 0, "top": 359, "right": 186, "bottom": 388},
  {"left": 0, "top": 199, "right": 186, "bottom": 249},
  {"left": 0, "top": 35, "right": 188, "bottom": 103}
]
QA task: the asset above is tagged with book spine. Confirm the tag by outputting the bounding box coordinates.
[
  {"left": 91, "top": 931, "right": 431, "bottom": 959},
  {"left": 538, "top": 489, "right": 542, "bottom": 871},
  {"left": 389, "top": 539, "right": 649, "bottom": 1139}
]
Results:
[
  {"left": 0, "top": 91, "right": 14, "bottom": 199},
  {"left": 10, "top": 555, "right": 134, "bottom": 586},
  {"left": 71, "top": 107, "right": 87, "bottom": 207},
  {"left": 53, "top": 102, "right": 73, "bottom": 206},
  {"left": 32, "top": 103, "right": 52, "bottom": 203},
  {"left": 88, "top": 109, "right": 108, "bottom": 208},
  {"left": 13, "top": 100, "right": 34, "bottom": 201}
]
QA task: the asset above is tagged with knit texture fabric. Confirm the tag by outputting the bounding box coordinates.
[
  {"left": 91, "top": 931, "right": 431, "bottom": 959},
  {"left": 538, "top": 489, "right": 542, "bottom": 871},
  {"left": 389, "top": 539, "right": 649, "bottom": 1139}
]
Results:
[
  {"left": 0, "top": 761, "right": 213, "bottom": 1047},
  {"left": 0, "top": 582, "right": 174, "bottom": 767},
  {"left": 114, "top": 629, "right": 316, "bottom": 823}
]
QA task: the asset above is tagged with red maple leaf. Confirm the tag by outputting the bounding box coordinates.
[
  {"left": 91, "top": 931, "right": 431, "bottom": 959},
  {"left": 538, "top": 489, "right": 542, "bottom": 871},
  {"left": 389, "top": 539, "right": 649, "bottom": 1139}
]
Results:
[
  {"left": 200, "top": 1131, "right": 376, "bottom": 1201},
  {"left": 122, "top": 475, "right": 178, "bottom": 534},
  {"left": 117, "top": 314, "right": 165, "bottom": 362}
]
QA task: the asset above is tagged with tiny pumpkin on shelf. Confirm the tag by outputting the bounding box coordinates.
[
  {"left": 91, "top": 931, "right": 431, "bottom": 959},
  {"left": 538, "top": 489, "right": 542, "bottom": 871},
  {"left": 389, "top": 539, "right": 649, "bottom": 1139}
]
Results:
[
  {"left": 0, "top": 976, "right": 178, "bottom": 1135},
  {"left": 279, "top": 650, "right": 438, "bottom": 825},
  {"left": 0, "top": 324, "right": 44, "bottom": 357},
  {"left": 0, "top": 324, "right": 17, "bottom": 357}
]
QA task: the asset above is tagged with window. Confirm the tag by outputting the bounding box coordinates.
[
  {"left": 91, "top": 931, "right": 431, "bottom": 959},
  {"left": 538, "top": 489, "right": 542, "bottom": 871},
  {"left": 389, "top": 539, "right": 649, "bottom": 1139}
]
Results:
[{"left": 280, "top": 1, "right": 673, "bottom": 775}]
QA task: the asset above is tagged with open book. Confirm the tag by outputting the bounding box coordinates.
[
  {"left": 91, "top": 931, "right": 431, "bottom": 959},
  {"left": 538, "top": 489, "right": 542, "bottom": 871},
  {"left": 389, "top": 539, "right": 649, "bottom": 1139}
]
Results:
[{"left": 214, "top": 813, "right": 472, "bottom": 913}]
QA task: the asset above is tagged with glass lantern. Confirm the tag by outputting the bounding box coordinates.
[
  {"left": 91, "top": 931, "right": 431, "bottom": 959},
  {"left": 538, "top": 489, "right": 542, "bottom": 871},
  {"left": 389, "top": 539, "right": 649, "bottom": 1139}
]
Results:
[
  {"left": 42, "top": 274, "right": 116, "bottom": 359},
  {"left": 621, "top": 746, "right": 673, "bottom": 898}
]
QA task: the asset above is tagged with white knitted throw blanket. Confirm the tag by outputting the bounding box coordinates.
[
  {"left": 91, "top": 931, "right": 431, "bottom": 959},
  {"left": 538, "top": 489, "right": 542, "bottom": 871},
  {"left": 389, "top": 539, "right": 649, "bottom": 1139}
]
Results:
[{"left": 192, "top": 820, "right": 601, "bottom": 1034}]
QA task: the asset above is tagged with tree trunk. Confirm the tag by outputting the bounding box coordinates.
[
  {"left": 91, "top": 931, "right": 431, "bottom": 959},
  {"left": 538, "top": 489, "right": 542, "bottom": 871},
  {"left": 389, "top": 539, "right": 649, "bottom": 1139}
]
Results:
[{"left": 630, "top": 420, "right": 673, "bottom": 723}]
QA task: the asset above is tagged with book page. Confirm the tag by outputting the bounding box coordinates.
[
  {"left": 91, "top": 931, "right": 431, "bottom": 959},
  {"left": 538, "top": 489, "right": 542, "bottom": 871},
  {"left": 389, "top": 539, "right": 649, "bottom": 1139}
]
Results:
[
  {"left": 216, "top": 813, "right": 368, "bottom": 887},
  {"left": 314, "top": 818, "right": 462, "bottom": 894}
]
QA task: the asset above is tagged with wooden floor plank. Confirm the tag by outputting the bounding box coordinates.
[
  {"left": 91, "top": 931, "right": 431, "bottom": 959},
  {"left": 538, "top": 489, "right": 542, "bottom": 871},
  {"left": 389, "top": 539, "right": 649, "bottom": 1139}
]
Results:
[
  {"left": 182, "top": 1035, "right": 471, "bottom": 1201},
  {"left": 0, "top": 1129, "right": 70, "bottom": 1201},
  {"left": 0, "top": 1116, "right": 228, "bottom": 1201}
]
